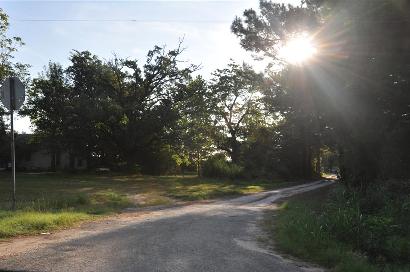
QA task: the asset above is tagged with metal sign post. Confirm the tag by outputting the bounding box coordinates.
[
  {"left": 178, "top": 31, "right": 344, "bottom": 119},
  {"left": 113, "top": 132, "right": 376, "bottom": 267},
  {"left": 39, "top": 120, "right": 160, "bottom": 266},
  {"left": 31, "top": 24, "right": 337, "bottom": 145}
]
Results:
[
  {"left": 1, "top": 77, "right": 25, "bottom": 210},
  {"left": 10, "top": 78, "right": 16, "bottom": 210}
]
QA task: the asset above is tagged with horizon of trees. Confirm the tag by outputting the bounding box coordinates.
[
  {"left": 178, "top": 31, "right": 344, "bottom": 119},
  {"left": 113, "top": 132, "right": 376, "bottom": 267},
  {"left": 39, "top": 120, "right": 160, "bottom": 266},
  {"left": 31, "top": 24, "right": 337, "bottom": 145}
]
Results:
[{"left": 0, "top": 0, "right": 409, "bottom": 187}]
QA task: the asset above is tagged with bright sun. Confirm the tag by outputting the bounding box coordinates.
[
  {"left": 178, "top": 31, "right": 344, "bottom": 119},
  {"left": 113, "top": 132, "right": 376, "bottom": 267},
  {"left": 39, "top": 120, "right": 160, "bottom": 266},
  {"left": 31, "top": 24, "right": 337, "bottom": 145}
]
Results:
[{"left": 279, "top": 34, "right": 317, "bottom": 65}]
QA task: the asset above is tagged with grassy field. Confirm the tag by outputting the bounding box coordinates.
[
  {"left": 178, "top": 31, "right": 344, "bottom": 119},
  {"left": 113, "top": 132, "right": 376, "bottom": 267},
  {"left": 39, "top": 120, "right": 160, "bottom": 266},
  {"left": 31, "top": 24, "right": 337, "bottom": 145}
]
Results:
[
  {"left": 0, "top": 172, "right": 299, "bottom": 238},
  {"left": 263, "top": 184, "right": 410, "bottom": 272}
]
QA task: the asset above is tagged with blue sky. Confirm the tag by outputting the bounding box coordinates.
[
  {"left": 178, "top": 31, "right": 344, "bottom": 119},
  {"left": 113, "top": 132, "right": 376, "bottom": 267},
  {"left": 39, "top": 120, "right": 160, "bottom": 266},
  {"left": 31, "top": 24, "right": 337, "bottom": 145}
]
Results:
[{"left": 1, "top": 0, "right": 300, "bottom": 132}]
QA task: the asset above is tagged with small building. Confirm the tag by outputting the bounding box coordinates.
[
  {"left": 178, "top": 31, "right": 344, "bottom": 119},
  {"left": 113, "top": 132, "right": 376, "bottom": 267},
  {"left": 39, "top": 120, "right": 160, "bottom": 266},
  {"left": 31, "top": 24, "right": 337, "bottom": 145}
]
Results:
[{"left": 13, "top": 134, "right": 87, "bottom": 171}]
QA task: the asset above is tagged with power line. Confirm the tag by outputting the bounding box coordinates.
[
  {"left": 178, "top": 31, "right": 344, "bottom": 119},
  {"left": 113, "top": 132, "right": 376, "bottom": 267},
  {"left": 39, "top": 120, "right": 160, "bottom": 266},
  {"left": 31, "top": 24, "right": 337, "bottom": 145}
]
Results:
[
  {"left": 2, "top": 0, "right": 250, "bottom": 2},
  {"left": 13, "top": 18, "right": 231, "bottom": 23}
]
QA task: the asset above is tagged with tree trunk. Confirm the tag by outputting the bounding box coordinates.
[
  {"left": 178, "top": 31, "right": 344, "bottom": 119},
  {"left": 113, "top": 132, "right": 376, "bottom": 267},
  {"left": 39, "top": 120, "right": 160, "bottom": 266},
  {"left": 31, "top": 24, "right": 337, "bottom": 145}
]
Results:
[
  {"left": 50, "top": 150, "right": 56, "bottom": 172},
  {"left": 315, "top": 148, "right": 321, "bottom": 177},
  {"left": 230, "top": 138, "right": 240, "bottom": 164},
  {"left": 304, "top": 145, "right": 313, "bottom": 178},
  {"left": 196, "top": 151, "right": 201, "bottom": 177},
  {"left": 301, "top": 125, "right": 313, "bottom": 179},
  {"left": 69, "top": 152, "right": 75, "bottom": 171}
]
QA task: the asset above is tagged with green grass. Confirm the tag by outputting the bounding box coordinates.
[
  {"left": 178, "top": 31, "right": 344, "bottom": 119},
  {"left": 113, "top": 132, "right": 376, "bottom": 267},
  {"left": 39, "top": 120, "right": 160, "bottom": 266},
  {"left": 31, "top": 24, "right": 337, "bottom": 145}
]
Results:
[
  {"left": 166, "top": 179, "right": 292, "bottom": 200},
  {"left": 0, "top": 211, "right": 91, "bottom": 238},
  {"left": 263, "top": 185, "right": 410, "bottom": 272},
  {"left": 0, "top": 172, "right": 301, "bottom": 238},
  {"left": 266, "top": 200, "right": 378, "bottom": 272}
]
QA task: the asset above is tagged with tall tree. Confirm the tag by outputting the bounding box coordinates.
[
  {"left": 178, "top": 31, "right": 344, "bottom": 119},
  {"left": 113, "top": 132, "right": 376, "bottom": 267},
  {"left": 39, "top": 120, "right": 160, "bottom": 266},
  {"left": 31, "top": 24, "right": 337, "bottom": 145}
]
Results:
[
  {"left": 302, "top": 0, "right": 410, "bottom": 184},
  {"left": 0, "top": 8, "right": 29, "bottom": 166},
  {"left": 208, "top": 61, "right": 265, "bottom": 164},
  {"left": 232, "top": 1, "right": 325, "bottom": 178},
  {"left": 104, "top": 45, "right": 198, "bottom": 172},
  {"left": 24, "top": 44, "right": 198, "bottom": 173},
  {"left": 65, "top": 51, "right": 114, "bottom": 168},
  {"left": 22, "top": 63, "right": 70, "bottom": 170},
  {"left": 176, "top": 76, "right": 215, "bottom": 176},
  {"left": 232, "top": 0, "right": 410, "bottom": 184},
  {"left": 0, "top": 9, "right": 29, "bottom": 83}
]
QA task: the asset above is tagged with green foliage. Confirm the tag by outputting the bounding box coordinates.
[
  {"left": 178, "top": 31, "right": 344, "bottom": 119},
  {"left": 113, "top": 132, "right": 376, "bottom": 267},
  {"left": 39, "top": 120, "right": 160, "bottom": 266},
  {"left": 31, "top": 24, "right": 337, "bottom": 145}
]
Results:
[
  {"left": 319, "top": 185, "right": 410, "bottom": 265},
  {"left": 202, "top": 154, "right": 243, "bottom": 179},
  {"left": 0, "top": 8, "right": 30, "bottom": 82},
  {"left": 233, "top": 4, "right": 326, "bottom": 179},
  {"left": 270, "top": 183, "right": 410, "bottom": 271},
  {"left": 232, "top": 0, "right": 410, "bottom": 184},
  {"left": 23, "top": 44, "right": 199, "bottom": 173},
  {"left": 175, "top": 76, "right": 215, "bottom": 175},
  {"left": 272, "top": 201, "right": 377, "bottom": 271},
  {"left": 208, "top": 61, "right": 266, "bottom": 164},
  {"left": 241, "top": 127, "right": 279, "bottom": 178},
  {"left": 5, "top": 0, "right": 410, "bottom": 185},
  {"left": 0, "top": 8, "right": 30, "bottom": 168}
]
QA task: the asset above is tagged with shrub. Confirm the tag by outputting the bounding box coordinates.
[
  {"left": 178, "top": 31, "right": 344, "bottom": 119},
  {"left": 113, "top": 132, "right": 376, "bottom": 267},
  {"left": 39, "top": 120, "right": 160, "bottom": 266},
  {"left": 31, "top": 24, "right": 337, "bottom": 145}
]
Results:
[
  {"left": 273, "top": 200, "right": 378, "bottom": 271},
  {"left": 384, "top": 236, "right": 410, "bottom": 263},
  {"left": 202, "top": 154, "right": 243, "bottom": 179},
  {"left": 273, "top": 182, "right": 410, "bottom": 272}
]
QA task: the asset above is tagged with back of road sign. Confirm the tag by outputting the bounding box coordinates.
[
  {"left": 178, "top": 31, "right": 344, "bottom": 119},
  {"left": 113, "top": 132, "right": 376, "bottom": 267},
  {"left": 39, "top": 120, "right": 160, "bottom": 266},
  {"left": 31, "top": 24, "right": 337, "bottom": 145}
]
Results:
[{"left": 0, "top": 77, "right": 25, "bottom": 111}]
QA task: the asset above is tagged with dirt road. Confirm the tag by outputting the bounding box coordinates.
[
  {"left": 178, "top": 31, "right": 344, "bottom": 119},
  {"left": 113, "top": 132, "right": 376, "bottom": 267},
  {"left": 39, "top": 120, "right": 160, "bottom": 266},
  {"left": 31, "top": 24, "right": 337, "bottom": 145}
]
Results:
[{"left": 0, "top": 180, "right": 332, "bottom": 272}]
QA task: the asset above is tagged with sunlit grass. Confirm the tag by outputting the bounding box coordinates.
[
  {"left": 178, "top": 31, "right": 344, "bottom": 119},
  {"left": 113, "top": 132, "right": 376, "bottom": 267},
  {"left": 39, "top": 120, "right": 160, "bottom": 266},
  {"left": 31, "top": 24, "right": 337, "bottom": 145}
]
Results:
[
  {"left": 133, "top": 192, "right": 174, "bottom": 207},
  {"left": 0, "top": 211, "right": 91, "bottom": 238},
  {"left": 166, "top": 179, "right": 289, "bottom": 200},
  {"left": 0, "top": 172, "right": 301, "bottom": 238}
]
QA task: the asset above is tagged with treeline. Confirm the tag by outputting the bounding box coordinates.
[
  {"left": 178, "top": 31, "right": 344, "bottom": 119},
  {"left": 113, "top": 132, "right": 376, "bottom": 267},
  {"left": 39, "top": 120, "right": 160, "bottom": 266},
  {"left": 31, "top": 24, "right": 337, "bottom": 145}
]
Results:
[
  {"left": 1, "top": 0, "right": 410, "bottom": 186},
  {"left": 20, "top": 47, "right": 319, "bottom": 178},
  {"left": 22, "top": 46, "right": 200, "bottom": 174}
]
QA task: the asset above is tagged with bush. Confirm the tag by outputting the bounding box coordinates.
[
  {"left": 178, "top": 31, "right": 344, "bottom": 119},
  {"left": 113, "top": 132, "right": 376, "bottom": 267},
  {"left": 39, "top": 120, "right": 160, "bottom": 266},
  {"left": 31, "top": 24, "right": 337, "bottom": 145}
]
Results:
[
  {"left": 272, "top": 182, "right": 410, "bottom": 272},
  {"left": 322, "top": 184, "right": 410, "bottom": 264},
  {"left": 202, "top": 154, "right": 243, "bottom": 179},
  {"left": 273, "top": 200, "right": 378, "bottom": 272}
]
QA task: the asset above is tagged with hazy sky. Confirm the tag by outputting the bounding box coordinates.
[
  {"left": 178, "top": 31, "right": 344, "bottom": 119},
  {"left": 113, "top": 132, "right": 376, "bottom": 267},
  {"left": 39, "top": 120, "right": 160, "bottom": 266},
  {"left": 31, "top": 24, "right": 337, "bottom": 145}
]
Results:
[{"left": 1, "top": 0, "right": 301, "bottom": 132}]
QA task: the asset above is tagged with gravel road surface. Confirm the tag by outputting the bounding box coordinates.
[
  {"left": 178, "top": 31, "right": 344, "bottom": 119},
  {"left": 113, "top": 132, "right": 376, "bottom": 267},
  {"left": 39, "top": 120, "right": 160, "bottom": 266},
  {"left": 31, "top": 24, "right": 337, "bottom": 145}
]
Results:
[{"left": 0, "top": 180, "right": 332, "bottom": 272}]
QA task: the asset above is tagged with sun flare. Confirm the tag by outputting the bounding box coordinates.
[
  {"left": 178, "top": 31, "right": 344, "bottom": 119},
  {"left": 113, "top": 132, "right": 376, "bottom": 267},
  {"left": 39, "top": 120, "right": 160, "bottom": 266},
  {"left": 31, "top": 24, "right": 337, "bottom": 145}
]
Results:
[{"left": 279, "top": 34, "right": 317, "bottom": 64}]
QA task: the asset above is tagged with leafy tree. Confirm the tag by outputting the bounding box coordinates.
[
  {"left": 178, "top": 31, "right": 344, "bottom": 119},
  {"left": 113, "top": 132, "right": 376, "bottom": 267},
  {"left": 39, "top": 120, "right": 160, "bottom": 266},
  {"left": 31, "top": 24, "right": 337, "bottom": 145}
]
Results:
[
  {"left": 0, "top": 8, "right": 29, "bottom": 167},
  {"left": 208, "top": 61, "right": 265, "bottom": 164},
  {"left": 231, "top": 1, "right": 319, "bottom": 62},
  {"left": 24, "top": 44, "right": 198, "bottom": 173},
  {"left": 304, "top": 0, "right": 410, "bottom": 185},
  {"left": 175, "top": 76, "right": 215, "bottom": 176},
  {"left": 232, "top": 2, "right": 326, "bottom": 178},
  {"left": 103, "top": 44, "right": 198, "bottom": 173},
  {"left": 22, "top": 63, "right": 70, "bottom": 170},
  {"left": 232, "top": 0, "right": 410, "bottom": 184},
  {"left": 64, "top": 51, "right": 114, "bottom": 168},
  {"left": 241, "top": 126, "right": 280, "bottom": 178},
  {"left": 0, "top": 8, "right": 29, "bottom": 83}
]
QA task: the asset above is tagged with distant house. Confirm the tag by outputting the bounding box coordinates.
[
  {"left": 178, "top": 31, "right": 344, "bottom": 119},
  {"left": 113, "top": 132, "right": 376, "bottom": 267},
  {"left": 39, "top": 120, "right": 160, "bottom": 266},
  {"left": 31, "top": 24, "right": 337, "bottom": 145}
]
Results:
[{"left": 14, "top": 134, "right": 87, "bottom": 171}]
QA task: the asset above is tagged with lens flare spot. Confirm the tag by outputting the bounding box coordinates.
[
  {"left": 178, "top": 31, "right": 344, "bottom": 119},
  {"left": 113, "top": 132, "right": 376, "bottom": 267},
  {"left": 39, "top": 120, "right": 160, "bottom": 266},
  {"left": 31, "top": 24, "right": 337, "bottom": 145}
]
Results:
[{"left": 280, "top": 34, "right": 317, "bottom": 64}]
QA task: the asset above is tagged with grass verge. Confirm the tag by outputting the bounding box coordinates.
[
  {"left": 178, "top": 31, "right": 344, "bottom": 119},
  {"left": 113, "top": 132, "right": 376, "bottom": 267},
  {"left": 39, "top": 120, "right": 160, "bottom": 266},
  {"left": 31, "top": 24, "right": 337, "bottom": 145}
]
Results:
[
  {"left": 0, "top": 211, "right": 91, "bottom": 238},
  {"left": 0, "top": 172, "right": 302, "bottom": 238},
  {"left": 263, "top": 184, "right": 410, "bottom": 272}
]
